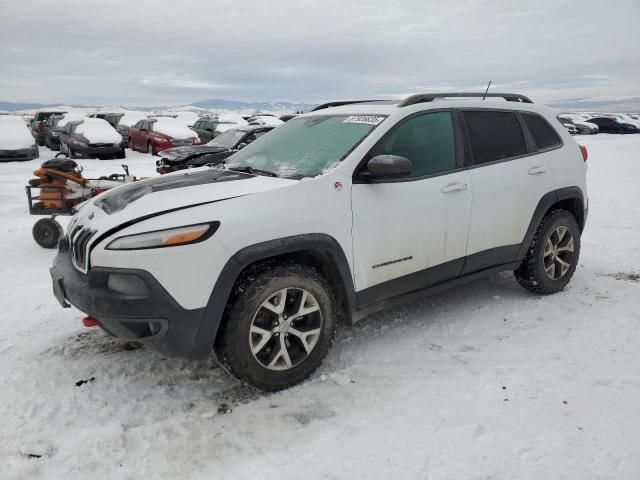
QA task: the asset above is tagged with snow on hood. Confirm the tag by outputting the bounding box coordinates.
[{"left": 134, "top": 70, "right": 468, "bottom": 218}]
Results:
[
  {"left": 0, "top": 116, "right": 35, "bottom": 149},
  {"left": 159, "top": 145, "right": 227, "bottom": 161},
  {"left": 151, "top": 118, "right": 197, "bottom": 139},
  {"left": 217, "top": 114, "right": 248, "bottom": 126},
  {"left": 58, "top": 113, "right": 85, "bottom": 127},
  {"left": 76, "top": 118, "right": 121, "bottom": 144},
  {"left": 117, "top": 112, "right": 147, "bottom": 127}
]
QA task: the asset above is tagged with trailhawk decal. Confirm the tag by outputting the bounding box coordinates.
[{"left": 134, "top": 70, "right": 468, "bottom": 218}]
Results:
[
  {"left": 372, "top": 256, "right": 413, "bottom": 269},
  {"left": 343, "top": 115, "right": 385, "bottom": 125}
]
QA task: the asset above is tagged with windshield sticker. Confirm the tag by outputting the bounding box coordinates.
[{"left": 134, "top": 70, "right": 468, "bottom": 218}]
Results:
[{"left": 343, "top": 115, "right": 385, "bottom": 125}]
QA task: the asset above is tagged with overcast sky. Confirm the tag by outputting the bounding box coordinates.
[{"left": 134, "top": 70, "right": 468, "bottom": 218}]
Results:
[{"left": 1, "top": 0, "right": 638, "bottom": 106}]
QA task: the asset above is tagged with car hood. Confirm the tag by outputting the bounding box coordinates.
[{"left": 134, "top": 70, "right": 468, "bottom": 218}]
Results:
[
  {"left": 72, "top": 168, "right": 298, "bottom": 235},
  {"left": 159, "top": 145, "right": 229, "bottom": 162}
]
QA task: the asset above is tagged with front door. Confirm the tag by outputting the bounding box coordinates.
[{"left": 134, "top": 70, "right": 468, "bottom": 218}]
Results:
[{"left": 351, "top": 111, "right": 473, "bottom": 307}]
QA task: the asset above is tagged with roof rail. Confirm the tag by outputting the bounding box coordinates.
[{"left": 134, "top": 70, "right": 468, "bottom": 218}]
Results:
[
  {"left": 310, "top": 100, "right": 383, "bottom": 112},
  {"left": 397, "top": 92, "right": 533, "bottom": 107}
]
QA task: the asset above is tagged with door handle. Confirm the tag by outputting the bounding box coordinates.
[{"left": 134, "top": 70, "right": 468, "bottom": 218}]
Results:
[
  {"left": 441, "top": 182, "right": 468, "bottom": 193},
  {"left": 528, "top": 166, "right": 547, "bottom": 175}
]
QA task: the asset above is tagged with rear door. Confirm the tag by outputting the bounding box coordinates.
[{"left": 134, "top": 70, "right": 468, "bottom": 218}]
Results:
[
  {"left": 460, "top": 109, "right": 556, "bottom": 274},
  {"left": 351, "top": 110, "right": 473, "bottom": 306}
]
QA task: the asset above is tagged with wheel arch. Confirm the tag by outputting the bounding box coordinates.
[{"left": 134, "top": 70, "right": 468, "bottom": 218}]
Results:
[
  {"left": 516, "top": 186, "right": 586, "bottom": 262},
  {"left": 200, "top": 234, "right": 357, "bottom": 347}
]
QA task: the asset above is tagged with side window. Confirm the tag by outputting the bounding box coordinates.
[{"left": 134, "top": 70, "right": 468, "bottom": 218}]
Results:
[
  {"left": 462, "top": 111, "right": 527, "bottom": 165},
  {"left": 133, "top": 120, "right": 143, "bottom": 129},
  {"left": 193, "top": 121, "right": 202, "bottom": 129},
  {"left": 523, "top": 113, "right": 561, "bottom": 150},
  {"left": 368, "top": 111, "right": 456, "bottom": 178}
]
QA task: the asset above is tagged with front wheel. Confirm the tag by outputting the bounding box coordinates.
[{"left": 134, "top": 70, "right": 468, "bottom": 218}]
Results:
[
  {"left": 514, "top": 209, "right": 581, "bottom": 294},
  {"left": 33, "top": 218, "right": 63, "bottom": 249},
  {"left": 215, "top": 264, "right": 337, "bottom": 391}
]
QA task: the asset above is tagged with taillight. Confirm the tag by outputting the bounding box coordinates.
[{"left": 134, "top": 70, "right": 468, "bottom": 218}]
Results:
[{"left": 579, "top": 145, "right": 588, "bottom": 162}]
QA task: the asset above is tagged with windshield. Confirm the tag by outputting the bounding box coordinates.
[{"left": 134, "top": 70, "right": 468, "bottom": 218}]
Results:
[
  {"left": 225, "top": 114, "right": 383, "bottom": 178},
  {"left": 208, "top": 129, "right": 245, "bottom": 149}
]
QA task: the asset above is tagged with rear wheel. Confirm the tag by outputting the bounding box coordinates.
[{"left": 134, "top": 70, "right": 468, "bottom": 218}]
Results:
[
  {"left": 33, "top": 218, "right": 63, "bottom": 249},
  {"left": 514, "top": 209, "right": 580, "bottom": 294},
  {"left": 215, "top": 264, "right": 337, "bottom": 391}
]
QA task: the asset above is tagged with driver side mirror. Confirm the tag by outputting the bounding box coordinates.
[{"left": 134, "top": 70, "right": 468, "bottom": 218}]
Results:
[{"left": 359, "top": 155, "right": 412, "bottom": 180}]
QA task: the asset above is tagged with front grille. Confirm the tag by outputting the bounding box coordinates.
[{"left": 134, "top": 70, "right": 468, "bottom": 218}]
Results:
[
  {"left": 171, "top": 139, "right": 192, "bottom": 146},
  {"left": 88, "top": 143, "right": 113, "bottom": 148},
  {"left": 69, "top": 224, "right": 97, "bottom": 271}
]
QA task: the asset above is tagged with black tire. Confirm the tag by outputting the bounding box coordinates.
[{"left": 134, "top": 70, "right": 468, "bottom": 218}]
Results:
[
  {"left": 514, "top": 209, "right": 580, "bottom": 294},
  {"left": 215, "top": 264, "right": 337, "bottom": 391},
  {"left": 117, "top": 148, "right": 126, "bottom": 159},
  {"left": 33, "top": 218, "right": 63, "bottom": 249},
  {"left": 36, "top": 138, "right": 45, "bottom": 146}
]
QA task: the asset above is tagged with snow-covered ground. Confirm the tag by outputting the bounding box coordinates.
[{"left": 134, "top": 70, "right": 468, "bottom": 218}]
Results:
[{"left": 1, "top": 136, "right": 639, "bottom": 479}]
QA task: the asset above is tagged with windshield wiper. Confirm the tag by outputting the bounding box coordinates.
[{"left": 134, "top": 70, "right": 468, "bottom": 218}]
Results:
[{"left": 225, "top": 165, "right": 279, "bottom": 177}]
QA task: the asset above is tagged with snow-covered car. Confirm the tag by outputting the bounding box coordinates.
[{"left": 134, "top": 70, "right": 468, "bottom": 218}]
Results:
[
  {"left": 50, "top": 92, "right": 588, "bottom": 391},
  {"left": 559, "top": 114, "right": 598, "bottom": 135},
  {"left": 173, "top": 111, "right": 201, "bottom": 127},
  {"left": 156, "top": 125, "right": 275, "bottom": 174},
  {"left": 128, "top": 117, "right": 200, "bottom": 155},
  {"left": 59, "top": 118, "right": 125, "bottom": 160},
  {"left": 557, "top": 117, "right": 578, "bottom": 134},
  {"left": 247, "top": 115, "right": 284, "bottom": 126},
  {"left": 44, "top": 113, "right": 85, "bottom": 150},
  {"left": 31, "top": 110, "right": 66, "bottom": 146},
  {"left": 0, "top": 115, "right": 39, "bottom": 161},
  {"left": 115, "top": 112, "right": 147, "bottom": 148}
]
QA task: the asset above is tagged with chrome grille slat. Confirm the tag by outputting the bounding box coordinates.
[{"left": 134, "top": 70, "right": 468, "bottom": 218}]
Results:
[{"left": 69, "top": 223, "right": 97, "bottom": 272}]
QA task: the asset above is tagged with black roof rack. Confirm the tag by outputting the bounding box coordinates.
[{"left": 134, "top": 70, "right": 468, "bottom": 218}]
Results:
[
  {"left": 397, "top": 92, "right": 533, "bottom": 107},
  {"left": 311, "top": 100, "right": 383, "bottom": 111}
]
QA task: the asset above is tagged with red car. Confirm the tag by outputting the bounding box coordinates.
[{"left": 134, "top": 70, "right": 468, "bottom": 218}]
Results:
[{"left": 128, "top": 117, "right": 200, "bottom": 155}]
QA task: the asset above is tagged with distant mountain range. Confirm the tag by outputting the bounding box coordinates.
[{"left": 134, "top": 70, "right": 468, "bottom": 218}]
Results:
[
  {"left": 1, "top": 97, "right": 638, "bottom": 113},
  {"left": 0, "top": 98, "right": 315, "bottom": 113}
]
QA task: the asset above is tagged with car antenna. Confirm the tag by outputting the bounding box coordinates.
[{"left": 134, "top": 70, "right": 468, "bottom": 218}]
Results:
[{"left": 482, "top": 80, "right": 492, "bottom": 100}]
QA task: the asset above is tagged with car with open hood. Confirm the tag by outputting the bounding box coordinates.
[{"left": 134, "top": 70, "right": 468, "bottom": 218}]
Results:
[
  {"left": 50, "top": 92, "right": 588, "bottom": 391},
  {"left": 59, "top": 118, "right": 125, "bottom": 159},
  {"left": 0, "top": 115, "right": 39, "bottom": 161},
  {"left": 155, "top": 124, "right": 275, "bottom": 174},
  {"left": 128, "top": 117, "right": 200, "bottom": 155}
]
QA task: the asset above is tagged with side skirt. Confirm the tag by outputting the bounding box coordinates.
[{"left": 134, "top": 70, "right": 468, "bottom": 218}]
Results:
[{"left": 352, "top": 261, "right": 521, "bottom": 323}]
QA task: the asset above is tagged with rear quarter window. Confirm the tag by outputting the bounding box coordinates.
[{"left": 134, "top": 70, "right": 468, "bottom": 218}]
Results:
[{"left": 522, "top": 113, "right": 562, "bottom": 150}]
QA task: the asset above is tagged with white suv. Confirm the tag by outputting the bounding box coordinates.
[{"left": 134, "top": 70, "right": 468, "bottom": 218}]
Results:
[{"left": 50, "top": 93, "right": 588, "bottom": 391}]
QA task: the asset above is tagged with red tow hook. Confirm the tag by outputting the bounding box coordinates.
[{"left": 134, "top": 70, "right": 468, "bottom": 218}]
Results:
[{"left": 82, "top": 316, "right": 100, "bottom": 327}]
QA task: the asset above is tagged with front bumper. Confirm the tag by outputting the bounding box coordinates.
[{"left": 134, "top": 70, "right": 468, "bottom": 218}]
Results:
[
  {"left": 50, "top": 246, "right": 212, "bottom": 359},
  {"left": 0, "top": 146, "right": 39, "bottom": 161},
  {"left": 72, "top": 144, "right": 122, "bottom": 158}
]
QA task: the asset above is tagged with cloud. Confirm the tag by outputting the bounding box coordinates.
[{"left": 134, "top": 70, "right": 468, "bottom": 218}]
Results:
[{"left": 0, "top": 0, "right": 638, "bottom": 106}]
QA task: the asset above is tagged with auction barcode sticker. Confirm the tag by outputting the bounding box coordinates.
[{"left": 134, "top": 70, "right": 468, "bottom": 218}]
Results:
[{"left": 343, "top": 115, "right": 385, "bottom": 125}]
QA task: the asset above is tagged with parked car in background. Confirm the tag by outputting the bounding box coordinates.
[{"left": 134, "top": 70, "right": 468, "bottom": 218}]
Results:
[
  {"left": 192, "top": 117, "right": 239, "bottom": 143},
  {"left": 128, "top": 117, "right": 200, "bottom": 155},
  {"left": 557, "top": 117, "right": 578, "bottom": 135},
  {"left": 279, "top": 113, "right": 298, "bottom": 122},
  {"left": 104, "top": 113, "right": 125, "bottom": 128},
  {"left": 0, "top": 115, "right": 39, "bottom": 161},
  {"left": 59, "top": 118, "right": 125, "bottom": 159},
  {"left": 31, "top": 110, "right": 66, "bottom": 146},
  {"left": 558, "top": 114, "right": 598, "bottom": 135},
  {"left": 247, "top": 115, "right": 284, "bottom": 126},
  {"left": 156, "top": 124, "right": 275, "bottom": 174},
  {"left": 587, "top": 117, "right": 639, "bottom": 134},
  {"left": 600, "top": 113, "right": 640, "bottom": 129},
  {"left": 115, "top": 112, "right": 147, "bottom": 148},
  {"left": 174, "top": 111, "right": 201, "bottom": 127}
]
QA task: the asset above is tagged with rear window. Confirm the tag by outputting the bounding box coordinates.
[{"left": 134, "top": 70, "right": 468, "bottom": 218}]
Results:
[
  {"left": 523, "top": 113, "right": 562, "bottom": 150},
  {"left": 463, "top": 111, "right": 527, "bottom": 165}
]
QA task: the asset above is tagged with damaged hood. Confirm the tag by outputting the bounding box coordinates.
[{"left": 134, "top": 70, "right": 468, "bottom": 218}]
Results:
[
  {"left": 159, "top": 145, "right": 230, "bottom": 162},
  {"left": 75, "top": 168, "right": 297, "bottom": 233}
]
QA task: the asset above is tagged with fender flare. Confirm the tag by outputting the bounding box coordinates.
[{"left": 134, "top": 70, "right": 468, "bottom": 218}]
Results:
[
  {"left": 198, "top": 233, "right": 356, "bottom": 350},
  {"left": 515, "top": 186, "right": 585, "bottom": 261}
]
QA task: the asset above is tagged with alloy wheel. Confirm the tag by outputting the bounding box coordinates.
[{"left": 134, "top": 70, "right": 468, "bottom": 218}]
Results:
[
  {"left": 249, "top": 287, "right": 323, "bottom": 371},
  {"left": 543, "top": 225, "right": 575, "bottom": 280}
]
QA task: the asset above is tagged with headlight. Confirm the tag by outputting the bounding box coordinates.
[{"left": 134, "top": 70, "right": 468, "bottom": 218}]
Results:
[
  {"left": 153, "top": 135, "right": 169, "bottom": 142},
  {"left": 106, "top": 222, "right": 219, "bottom": 250},
  {"left": 72, "top": 139, "right": 87, "bottom": 145}
]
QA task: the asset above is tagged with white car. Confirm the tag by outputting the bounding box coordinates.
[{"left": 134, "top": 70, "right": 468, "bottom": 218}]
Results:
[
  {"left": 50, "top": 92, "right": 588, "bottom": 391},
  {"left": 0, "top": 115, "right": 38, "bottom": 161},
  {"left": 559, "top": 114, "right": 598, "bottom": 134}
]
